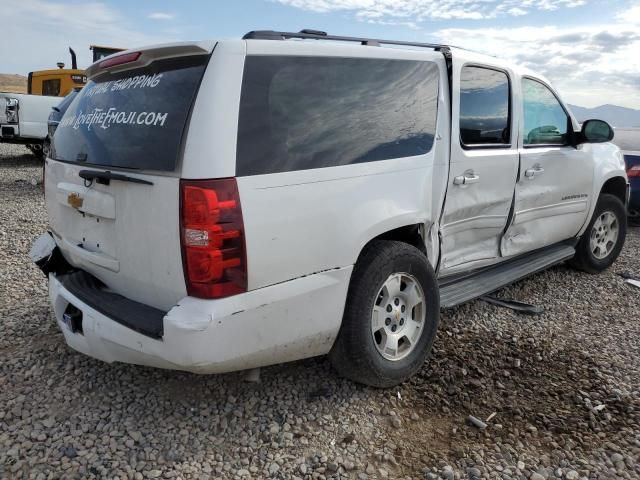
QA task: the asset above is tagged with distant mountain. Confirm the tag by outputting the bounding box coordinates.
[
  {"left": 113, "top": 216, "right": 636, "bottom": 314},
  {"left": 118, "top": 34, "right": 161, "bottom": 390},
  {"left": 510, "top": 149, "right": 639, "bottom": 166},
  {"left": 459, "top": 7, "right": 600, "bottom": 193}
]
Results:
[
  {"left": 568, "top": 104, "right": 640, "bottom": 128},
  {"left": 0, "top": 73, "right": 27, "bottom": 94}
]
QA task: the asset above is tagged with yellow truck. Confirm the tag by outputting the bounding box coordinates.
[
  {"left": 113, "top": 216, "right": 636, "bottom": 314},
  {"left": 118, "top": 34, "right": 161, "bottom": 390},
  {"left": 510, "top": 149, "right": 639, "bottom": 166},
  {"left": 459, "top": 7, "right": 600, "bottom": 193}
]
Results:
[
  {"left": 27, "top": 46, "right": 124, "bottom": 97},
  {"left": 27, "top": 48, "right": 85, "bottom": 97}
]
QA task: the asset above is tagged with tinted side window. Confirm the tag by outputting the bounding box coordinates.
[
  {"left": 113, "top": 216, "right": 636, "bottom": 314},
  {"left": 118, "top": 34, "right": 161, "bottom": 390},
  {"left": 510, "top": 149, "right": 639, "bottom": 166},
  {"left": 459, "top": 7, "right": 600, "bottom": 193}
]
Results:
[
  {"left": 42, "top": 79, "right": 61, "bottom": 96},
  {"left": 237, "top": 56, "right": 439, "bottom": 176},
  {"left": 459, "top": 66, "right": 510, "bottom": 146},
  {"left": 523, "top": 78, "right": 570, "bottom": 146}
]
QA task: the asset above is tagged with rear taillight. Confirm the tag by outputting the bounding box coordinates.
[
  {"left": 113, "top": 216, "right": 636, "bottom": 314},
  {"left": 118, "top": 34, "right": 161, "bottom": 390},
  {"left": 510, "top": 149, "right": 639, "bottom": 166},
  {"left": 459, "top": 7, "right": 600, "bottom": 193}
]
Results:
[
  {"left": 628, "top": 165, "right": 640, "bottom": 178},
  {"left": 180, "top": 178, "right": 247, "bottom": 299}
]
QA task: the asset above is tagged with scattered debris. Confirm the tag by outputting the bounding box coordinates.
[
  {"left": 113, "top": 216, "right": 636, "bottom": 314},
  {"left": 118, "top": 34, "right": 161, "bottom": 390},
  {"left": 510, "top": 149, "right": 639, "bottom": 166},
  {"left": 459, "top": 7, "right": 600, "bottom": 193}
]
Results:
[
  {"left": 480, "top": 295, "right": 544, "bottom": 315},
  {"left": 625, "top": 278, "right": 640, "bottom": 289},
  {"left": 618, "top": 271, "right": 640, "bottom": 288},
  {"left": 467, "top": 415, "right": 488, "bottom": 430},
  {"left": 618, "top": 271, "right": 640, "bottom": 281},
  {"left": 485, "top": 412, "right": 498, "bottom": 422}
]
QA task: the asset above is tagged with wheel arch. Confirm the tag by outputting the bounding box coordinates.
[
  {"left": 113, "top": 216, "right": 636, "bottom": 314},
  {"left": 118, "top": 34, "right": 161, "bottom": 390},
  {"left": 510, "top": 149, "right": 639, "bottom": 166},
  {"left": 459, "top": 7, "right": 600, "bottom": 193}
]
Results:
[
  {"left": 578, "top": 174, "right": 629, "bottom": 237},
  {"left": 599, "top": 176, "right": 628, "bottom": 206},
  {"left": 356, "top": 223, "right": 430, "bottom": 264}
]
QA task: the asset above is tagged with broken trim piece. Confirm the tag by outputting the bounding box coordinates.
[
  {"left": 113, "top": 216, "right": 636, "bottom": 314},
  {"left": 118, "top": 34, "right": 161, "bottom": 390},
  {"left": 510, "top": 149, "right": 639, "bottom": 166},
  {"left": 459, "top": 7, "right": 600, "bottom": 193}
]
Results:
[{"left": 480, "top": 295, "right": 543, "bottom": 315}]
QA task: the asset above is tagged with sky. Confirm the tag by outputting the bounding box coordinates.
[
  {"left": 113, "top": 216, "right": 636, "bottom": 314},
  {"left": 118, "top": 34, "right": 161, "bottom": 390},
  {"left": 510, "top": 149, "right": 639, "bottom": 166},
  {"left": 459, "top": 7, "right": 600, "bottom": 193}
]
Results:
[{"left": 1, "top": 0, "right": 639, "bottom": 109}]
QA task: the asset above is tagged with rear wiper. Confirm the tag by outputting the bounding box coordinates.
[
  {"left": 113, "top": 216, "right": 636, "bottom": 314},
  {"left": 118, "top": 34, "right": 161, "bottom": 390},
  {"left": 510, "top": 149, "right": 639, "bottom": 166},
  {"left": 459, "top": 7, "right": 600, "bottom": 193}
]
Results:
[{"left": 78, "top": 169, "right": 154, "bottom": 186}]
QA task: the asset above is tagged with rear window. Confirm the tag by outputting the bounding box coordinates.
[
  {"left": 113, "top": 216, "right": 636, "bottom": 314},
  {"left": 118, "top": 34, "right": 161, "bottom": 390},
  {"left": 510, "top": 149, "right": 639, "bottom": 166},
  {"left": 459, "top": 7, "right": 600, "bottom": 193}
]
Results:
[
  {"left": 237, "top": 56, "right": 439, "bottom": 176},
  {"left": 53, "top": 56, "right": 207, "bottom": 171},
  {"left": 459, "top": 66, "right": 510, "bottom": 146}
]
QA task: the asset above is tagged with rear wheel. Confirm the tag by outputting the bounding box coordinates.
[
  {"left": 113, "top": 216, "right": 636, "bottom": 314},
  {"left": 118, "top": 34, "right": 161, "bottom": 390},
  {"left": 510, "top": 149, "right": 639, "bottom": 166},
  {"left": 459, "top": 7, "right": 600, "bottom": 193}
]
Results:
[
  {"left": 570, "top": 194, "right": 627, "bottom": 273},
  {"left": 329, "top": 240, "right": 440, "bottom": 388}
]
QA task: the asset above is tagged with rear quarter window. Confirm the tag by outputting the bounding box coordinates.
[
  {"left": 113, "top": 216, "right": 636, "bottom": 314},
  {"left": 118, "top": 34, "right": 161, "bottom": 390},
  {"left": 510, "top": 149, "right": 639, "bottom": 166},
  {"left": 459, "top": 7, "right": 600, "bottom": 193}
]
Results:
[
  {"left": 237, "top": 56, "right": 440, "bottom": 176},
  {"left": 53, "top": 56, "right": 207, "bottom": 171},
  {"left": 459, "top": 66, "right": 511, "bottom": 146}
]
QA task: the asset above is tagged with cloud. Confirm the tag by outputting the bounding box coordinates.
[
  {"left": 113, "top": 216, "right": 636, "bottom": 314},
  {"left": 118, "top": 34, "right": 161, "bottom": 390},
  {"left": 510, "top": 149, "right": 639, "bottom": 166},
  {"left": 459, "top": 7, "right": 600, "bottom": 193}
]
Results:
[
  {"left": 274, "top": 0, "right": 640, "bottom": 108},
  {"left": 432, "top": 22, "right": 640, "bottom": 108},
  {"left": 148, "top": 12, "right": 175, "bottom": 21},
  {"left": 0, "top": 0, "right": 176, "bottom": 73},
  {"left": 551, "top": 32, "right": 588, "bottom": 44},
  {"left": 590, "top": 31, "right": 640, "bottom": 51},
  {"left": 275, "top": 0, "right": 585, "bottom": 21},
  {"left": 616, "top": 4, "right": 640, "bottom": 23},
  {"left": 507, "top": 7, "right": 528, "bottom": 16}
]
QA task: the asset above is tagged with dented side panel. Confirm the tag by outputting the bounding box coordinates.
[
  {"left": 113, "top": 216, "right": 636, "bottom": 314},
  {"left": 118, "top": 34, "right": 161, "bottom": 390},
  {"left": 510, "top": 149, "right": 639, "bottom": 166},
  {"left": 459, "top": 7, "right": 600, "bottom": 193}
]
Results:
[
  {"left": 502, "top": 78, "right": 595, "bottom": 257},
  {"left": 438, "top": 56, "right": 520, "bottom": 275}
]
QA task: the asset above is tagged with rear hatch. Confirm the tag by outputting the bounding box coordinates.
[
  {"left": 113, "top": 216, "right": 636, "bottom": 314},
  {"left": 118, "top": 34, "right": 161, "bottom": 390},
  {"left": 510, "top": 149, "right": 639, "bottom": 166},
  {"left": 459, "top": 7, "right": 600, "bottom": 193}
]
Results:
[{"left": 46, "top": 43, "right": 213, "bottom": 311}]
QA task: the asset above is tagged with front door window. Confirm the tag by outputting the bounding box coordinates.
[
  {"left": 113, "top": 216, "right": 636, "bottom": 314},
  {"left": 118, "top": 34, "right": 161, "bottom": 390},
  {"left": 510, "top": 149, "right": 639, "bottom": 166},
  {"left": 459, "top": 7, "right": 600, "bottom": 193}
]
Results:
[{"left": 522, "top": 78, "right": 570, "bottom": 146}]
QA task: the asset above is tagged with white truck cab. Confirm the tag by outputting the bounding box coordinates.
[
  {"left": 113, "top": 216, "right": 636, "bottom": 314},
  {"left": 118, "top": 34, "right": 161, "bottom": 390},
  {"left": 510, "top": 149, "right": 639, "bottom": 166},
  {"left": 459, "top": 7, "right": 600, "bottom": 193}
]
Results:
[
  {"left": 0, "top": 92, "right": 61, "bottom": 157},
  {"left": 33, "top": 31, "right": 629, "bottom": 387}
]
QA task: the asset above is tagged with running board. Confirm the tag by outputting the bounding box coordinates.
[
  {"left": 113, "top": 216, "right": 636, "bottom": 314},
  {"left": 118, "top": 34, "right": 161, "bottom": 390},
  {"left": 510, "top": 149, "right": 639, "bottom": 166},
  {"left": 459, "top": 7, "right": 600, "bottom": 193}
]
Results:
[{"left": 439, "top": 244, "right": 575, "bottom": 308}]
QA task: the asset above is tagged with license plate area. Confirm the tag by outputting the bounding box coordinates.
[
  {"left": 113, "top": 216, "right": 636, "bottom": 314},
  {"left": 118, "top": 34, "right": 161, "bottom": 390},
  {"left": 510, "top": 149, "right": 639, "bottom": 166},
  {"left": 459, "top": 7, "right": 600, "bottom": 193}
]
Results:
[{"left": 62, "top": 304, "right": 83, "bottom": 334}]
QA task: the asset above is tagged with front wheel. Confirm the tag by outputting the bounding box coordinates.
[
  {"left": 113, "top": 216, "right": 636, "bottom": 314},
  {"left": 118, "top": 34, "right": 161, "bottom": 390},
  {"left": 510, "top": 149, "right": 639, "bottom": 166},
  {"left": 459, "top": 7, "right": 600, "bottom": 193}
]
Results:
[
  {"left": 329, "top": 240, "right": 440, "bottom": 388},
  {"left": 570, "top": 194, "right": 627, "bottom": 273}
]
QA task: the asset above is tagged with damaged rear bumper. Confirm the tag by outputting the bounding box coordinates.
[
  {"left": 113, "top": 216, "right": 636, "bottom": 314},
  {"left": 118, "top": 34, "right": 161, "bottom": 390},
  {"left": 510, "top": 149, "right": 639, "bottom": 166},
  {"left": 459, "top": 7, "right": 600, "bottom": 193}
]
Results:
[{"left": 47, "top": 265, "right": 351, "bottom": 374}]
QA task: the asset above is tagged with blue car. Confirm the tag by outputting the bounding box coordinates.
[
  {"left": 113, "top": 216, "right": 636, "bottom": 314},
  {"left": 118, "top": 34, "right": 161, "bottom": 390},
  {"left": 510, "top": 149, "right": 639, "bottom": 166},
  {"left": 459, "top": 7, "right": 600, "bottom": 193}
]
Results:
[{"left": 625, "top": 152, "right": 640, "bottom": 219}]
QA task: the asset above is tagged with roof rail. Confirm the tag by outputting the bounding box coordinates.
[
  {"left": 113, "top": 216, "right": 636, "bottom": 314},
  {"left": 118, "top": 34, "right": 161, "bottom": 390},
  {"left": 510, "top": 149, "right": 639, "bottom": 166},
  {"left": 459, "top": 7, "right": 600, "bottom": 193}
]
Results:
[{"left": 242, "top": 29, "right": 451, "bottom": 51}]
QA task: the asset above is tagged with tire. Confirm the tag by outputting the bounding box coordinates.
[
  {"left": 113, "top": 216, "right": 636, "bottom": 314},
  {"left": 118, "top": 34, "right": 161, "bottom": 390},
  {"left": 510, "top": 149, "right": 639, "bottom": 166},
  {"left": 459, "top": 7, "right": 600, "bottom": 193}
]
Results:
[
  {"left": 329, "top": 240, "right": 440, "bottom": 388},
  {"left": 570, "top": 194, "right": 627, "bottom": 273},
  {"left": 27, "top": 144, "right": 45, "bottom": 160}
]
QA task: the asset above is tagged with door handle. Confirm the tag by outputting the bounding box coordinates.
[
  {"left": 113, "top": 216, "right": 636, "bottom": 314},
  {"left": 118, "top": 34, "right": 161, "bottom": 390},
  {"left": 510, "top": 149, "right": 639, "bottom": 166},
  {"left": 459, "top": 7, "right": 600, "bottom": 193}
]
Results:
[
  {"left": 524, "top": 165, "right": 545, "bottom": 178},
  {"left": 453, "top": 171, "right": 480, "bottom": 185}
]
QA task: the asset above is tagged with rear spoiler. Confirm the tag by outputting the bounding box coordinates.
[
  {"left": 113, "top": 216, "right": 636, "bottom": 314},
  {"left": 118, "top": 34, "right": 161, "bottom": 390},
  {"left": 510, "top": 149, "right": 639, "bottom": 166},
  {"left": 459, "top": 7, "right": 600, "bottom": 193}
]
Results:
[{"left": 86, "top": 41, "right": 215, "bottom": 80}]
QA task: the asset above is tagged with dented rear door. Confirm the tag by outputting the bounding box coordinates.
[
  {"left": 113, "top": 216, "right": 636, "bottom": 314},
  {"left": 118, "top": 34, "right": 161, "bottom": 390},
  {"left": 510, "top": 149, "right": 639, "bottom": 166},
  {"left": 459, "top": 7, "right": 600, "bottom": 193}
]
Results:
[{"left": 439, "top": 60, "right": 519, "bottom": 276}]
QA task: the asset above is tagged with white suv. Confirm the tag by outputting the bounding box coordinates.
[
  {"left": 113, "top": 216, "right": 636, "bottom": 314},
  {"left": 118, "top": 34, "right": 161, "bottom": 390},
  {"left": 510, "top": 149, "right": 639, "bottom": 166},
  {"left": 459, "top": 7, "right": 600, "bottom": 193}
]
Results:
[{"left": 33, "top": 30, "right": 629, "bottom": 387}]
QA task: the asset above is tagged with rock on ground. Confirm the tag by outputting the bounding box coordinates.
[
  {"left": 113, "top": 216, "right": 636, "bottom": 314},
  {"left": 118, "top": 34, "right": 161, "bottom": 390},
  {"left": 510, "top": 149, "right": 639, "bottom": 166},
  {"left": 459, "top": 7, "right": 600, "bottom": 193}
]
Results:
[{"left": 1, "top": 144, "right": 639, "bottom": 479}]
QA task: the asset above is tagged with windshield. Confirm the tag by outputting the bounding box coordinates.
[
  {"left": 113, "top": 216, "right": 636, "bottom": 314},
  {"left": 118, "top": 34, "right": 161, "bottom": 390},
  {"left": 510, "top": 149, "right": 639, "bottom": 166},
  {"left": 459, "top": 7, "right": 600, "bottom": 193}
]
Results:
[{"left": 52, "top": 55, "right": 208, "bottom": 171}]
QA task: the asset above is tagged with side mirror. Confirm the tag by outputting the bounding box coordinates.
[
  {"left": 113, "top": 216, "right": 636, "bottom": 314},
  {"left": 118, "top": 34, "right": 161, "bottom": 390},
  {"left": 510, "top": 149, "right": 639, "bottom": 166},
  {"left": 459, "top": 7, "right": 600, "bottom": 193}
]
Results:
[{"left": 580, "top": 119, "right": 614, "bottom": 144}]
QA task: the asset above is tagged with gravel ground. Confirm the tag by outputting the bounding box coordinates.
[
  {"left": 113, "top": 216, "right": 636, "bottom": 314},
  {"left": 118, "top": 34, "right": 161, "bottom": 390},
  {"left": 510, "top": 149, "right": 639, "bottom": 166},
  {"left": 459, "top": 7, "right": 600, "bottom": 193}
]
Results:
[{"left": 1, "top": 143, "right": 639, "bottom": 480}]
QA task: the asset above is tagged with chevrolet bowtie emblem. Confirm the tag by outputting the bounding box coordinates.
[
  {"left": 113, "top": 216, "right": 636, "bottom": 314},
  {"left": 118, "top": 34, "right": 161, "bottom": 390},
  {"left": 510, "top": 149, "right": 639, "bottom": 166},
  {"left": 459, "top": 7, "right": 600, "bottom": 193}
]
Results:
[
  {"left": 395, "top": 311, "right": 400, "bottom": 321},
  {"left": 67, "top": 192, "right": 84, "bottom": 209}
]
